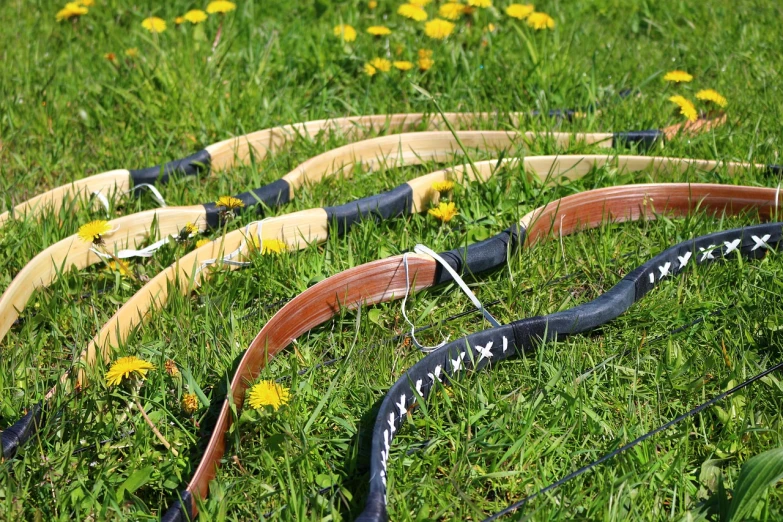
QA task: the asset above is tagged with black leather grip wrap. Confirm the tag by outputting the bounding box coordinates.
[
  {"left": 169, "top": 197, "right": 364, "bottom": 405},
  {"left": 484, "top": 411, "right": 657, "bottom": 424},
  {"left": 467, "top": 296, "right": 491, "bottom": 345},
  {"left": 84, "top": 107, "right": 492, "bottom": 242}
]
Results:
[
  {"left": 767, "top": 164, "right": 783, "bottom": 177},
  {"left": 129, "top": 149, "right": 211, "bottom": 187},
  {"left": 433, "top": 225, "right": 524, "bottom": 285},
  {"left": 324, "top": 184, "right": 414, "bottom": 237},
  {"left": 202, "top": 178, "right": 291, "bottom": 229},
  {"left": 1, "top": 403, "right": 43, "bottom": 459},
  {"left": 611, "top": 130, "right": 664, "bottom": 151},
  {"left": 358, "top": 222, "right": 783, "bottom": 521},
  {"left": 161, "top": 490, "right": 194, "bottom": 522}
]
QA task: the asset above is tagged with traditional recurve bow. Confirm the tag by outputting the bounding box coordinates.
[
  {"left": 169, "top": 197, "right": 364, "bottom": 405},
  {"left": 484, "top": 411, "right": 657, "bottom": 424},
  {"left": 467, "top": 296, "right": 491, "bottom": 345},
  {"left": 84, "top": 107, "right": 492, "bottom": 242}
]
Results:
[
  {"left": 0, "top": 117, "right": 705, "bottom": 347},
  {"left": 356, "top": 220, "right": 782, "bottom": 521},
  {"left": 0, "top": 109, "right": 678, "bottom": 226},
  {"left": 155, "top": 179, "right": 781, "bottom": 521},
  {"left": 1, "top": 152, "right": 752, "bottom": 462}
]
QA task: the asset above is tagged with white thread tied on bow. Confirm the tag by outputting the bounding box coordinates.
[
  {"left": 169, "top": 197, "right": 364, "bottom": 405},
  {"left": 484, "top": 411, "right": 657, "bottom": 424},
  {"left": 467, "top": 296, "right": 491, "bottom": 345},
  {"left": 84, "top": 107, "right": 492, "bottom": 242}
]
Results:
[
  {"left": 126, "top": 183, "right": 168, "bottom": 208},
  {"left": 402, "top": 243, "right": 501, "bottom": 353},
  {"left": 196, "top": 218, "right": 273, "bottom": 276},
  {"left": 89, "top": 184, "right": 167, "bottom": 217}
]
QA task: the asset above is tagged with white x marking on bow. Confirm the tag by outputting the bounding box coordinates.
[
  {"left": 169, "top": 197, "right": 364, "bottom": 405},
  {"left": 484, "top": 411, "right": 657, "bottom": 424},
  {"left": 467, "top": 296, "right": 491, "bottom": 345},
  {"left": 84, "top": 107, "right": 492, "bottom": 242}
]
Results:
[
  {"left": 396, "top": 394, "right": 407, "bottom": 416},
  {"left": 658, "top": 262, "right": 671, "bottom": 278},
  {"left": 724, "top": 238, "right": 741, "bottom": 254},
  {"left": 699, "top": 245, "right": 717, "bottom": 262},
  {"left": 451, "top": 352, "right": 466, "bottom": 373},
  {"left": 415, "top": 379, "right": 424, "bottom": 397},
  {"left": 678, "top": 251, "right": 692, "bottom": 268},
  {"left": 428, "top": 365, "right": 442, "bottom": 383},
  {"left": 752, "top": 234, "right": 771, "bottom": 251},
  {"left": 476, "top": 341, "right": 494, "bottom": 362}
]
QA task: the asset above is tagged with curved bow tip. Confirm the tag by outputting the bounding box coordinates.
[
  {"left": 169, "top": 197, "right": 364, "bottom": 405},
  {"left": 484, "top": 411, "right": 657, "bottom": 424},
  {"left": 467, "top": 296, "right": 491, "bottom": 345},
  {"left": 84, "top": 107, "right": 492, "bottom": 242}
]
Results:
[
  {"left": 1, "top": 402, "right": 43, "bottom": 460},
  {"left": 354, "top": 497, "right": 388, "bottom": 522},
  {"left": 161, "top": 491, "right": 193, "bottom": 522}
]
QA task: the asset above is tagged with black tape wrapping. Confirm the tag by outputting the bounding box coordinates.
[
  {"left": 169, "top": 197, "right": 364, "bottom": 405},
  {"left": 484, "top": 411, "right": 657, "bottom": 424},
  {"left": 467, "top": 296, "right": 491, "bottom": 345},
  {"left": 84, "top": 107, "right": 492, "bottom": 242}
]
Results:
[
  {"left": 433, "top": 225, "right": 524, "bottom": 285},
  {"left": 767, "top": 164, "right": 783, "bottom": 177},
  {"left": 324, "top": 183, "right": 413, "bottom": 237},
  {"left": 1, "top": 403, "right": 43, "bottom": 460},
  {"left": 358, "top": 222, "right": 783, "bottom": 522},
  {"left": 611, "top": 130, "right": 664, "bottom": 151},
  {"left": 202, "top": 178, "right": 291, "bottom": 229},
  {"left": 161, "top": 491, "right": 193, "bottom": 522},
  {"left": 129, "top": 149, "right": 211, "bottom": 188}
]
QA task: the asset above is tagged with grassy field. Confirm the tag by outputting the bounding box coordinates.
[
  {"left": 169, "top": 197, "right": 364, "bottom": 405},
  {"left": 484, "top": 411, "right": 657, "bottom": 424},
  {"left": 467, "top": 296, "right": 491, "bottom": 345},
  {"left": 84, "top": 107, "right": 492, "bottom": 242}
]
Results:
[{"left": 2, "top": 0, "right": 783, "bottom": 520}]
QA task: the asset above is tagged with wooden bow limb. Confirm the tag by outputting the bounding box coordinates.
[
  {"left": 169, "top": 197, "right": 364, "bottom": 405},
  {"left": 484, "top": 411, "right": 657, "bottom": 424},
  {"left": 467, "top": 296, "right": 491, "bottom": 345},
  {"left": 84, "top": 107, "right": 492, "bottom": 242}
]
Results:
[
  {"left": 0, "top": 116, "right": 727, "bottom": 353},
  {"left": 165, "top": 181, "right": 782, "bottom": 520},
  {"left": 0, "top": 111, "right": 543, "bottom": 227}
]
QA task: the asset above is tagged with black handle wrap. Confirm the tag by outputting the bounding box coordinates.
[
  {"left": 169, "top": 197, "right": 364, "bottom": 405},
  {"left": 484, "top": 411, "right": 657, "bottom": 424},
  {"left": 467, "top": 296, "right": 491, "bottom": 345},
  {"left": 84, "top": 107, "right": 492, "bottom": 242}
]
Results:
[
  {"left": 611, "top": 130, "right": 664, "bottom": 151},
  {"left": 161, "top": 491, "right": 193, "bottom": 522},
  {"left": 324, "top": 184, "right": 414, "bottom": 237},
  {"left": 359, "top": 222, "right": 782, "bottom": 521},
  {"left": 1, "top": 402, "right": 43, "bottom": 460},
  {"left": 767, "top": 164, "right": 783, "bottom": 177},
  {"left": 129, "top": 149, "right": 211, "bottom": 188},
  {"left": 433, "top": 225, "right": 523, "bottom": 285},
  {"left": 202, "top": 178, "right": 291, "bottom": 229}
]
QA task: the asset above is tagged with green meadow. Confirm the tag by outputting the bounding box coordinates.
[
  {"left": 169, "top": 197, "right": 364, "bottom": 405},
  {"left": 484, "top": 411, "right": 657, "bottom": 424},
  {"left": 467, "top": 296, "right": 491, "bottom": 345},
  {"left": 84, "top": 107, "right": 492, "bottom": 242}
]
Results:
[{"left": 1, "top": 0, "right": 783, "bottom": 519}]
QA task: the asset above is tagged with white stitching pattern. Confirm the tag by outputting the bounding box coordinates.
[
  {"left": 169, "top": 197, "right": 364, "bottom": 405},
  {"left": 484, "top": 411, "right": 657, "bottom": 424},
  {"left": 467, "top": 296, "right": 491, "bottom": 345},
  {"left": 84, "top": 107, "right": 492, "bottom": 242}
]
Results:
[
  {"left": 476, "top": 341, "right": 494, "bottom": 362},
  {"left": 699, "top": 245, "right": 717, "bottom": 261},
  {"left": 724, "top": 239, "right": 741, "bottom": 254},
  {"left": 752, "top": 234, "right": 771, "bottom": 251}
]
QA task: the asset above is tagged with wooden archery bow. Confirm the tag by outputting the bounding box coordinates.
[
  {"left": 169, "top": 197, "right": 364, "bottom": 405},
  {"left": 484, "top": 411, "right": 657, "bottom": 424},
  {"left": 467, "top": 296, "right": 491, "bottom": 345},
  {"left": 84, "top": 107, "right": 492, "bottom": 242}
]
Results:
[
  {"left": 357, "top": 220, "right": 782, "bottom": 521},
  {"left": 141, "top": 178, "right": 778, "bottom": 519},
  {"left": 0, "top": 117, "right": 715, "bottom": 351}
]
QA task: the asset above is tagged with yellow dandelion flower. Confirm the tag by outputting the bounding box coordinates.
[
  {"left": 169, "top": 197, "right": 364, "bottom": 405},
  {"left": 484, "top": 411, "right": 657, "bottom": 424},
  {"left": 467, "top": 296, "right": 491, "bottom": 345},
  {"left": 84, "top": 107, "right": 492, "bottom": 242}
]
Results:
[
  {"left": 215, "top": 195, "right": 245, "bottom": 210},
  {"left": 367, "top": 25, "right": 392, "bottom": 36},
  {"left": 247, "top": 380, "right": 290, "bottom": 410},
  {"left": 77, "top": 0, "right": 94, "bottom": 6},
  {"left": 369, "top": 0, "right": 378, "bottom": 8},
  {"left": 164, "top": 359, "right": 180, "bottom": 376},
  {"left": 182, "top": 393, "right": 199, "bottom": 414},
  {"left": 261, "top": 239, "right": 287, "bottom": 254},
  {"left": 484, "top": 23, "right": 496, "bottom": 32},
  {"left": 125, "top": 48, "right": 139, "bottom": 58},
  {"left": 107, "top": 260, "right": 131, "bottom": 277},
  {"left": 696, "top": 89, "right": 727, "bottom": 108},
  {"left": 179, "top": 222, "right": 199, "bottom": 238},
  {"left": 334, "top": 24, "right": 357, "bottom": 42},
  {"left": 526, "top": 11, "right": 554, "bottom": 29},
  {"left": 468, "top": 0, "right": 491, "bottom": 6},
  {"left": 428, "top": 202, "right": 459, "bottom": 222},
  {"left": 418, "top": 48, "right": 434, "bottom": 71},
  {"left": 104, "top": 52, "right": 117, "bottom": 62},
  {"left": 183, "top": 9, "right": 208, "bottom": 24},
  {"left": 393, "top": 60, "right": 414, "bottom": 71},
  {"left": 431, "top": 180, "right": 455, "bottom": 193},
  {"left": 77, "top": 220, "right": 113, "bottom": 244},
  {"left": 505, "top": 3, "right": 534, "bottom": 19},
  {"left": 409, "top": 0, "right": 431, "bottom": 5},
  {"left": 398, "top": 3, "right": 428, "bottom": 21},
  {"left": 56, "top": 2, "right": 88, "bottom": 22},
  {"left": 175, "top": 16, "right": 185, "bottom": 25},
  {"left": 369, "top": 57, "right": 392, "bottom": 72},
  {"left": 196, "top": 238, "right": 211, "bottom": 248},
  {"left": 669, "top": 95, "right": 698, "bottom": 122},
  {"left": 439, "top": 3, "right": 465, "bottom": 20},
  {"left": 424, "top": 19, "right": 455, "bottom": 39},
  {"left": 206, "top": 1, "right": 236, "bottom": 14},
  {"left": 141, "top": 17, "right": 167, "bottom": 33},
  {"left": 364, "top": 63, "right": 377, "bottom": 76},
  {"left": 105, "top": 356, "right": 155, "bottom": 387},
  {"left": 663, "top": 70, "right": 693, "bottom": 83}
]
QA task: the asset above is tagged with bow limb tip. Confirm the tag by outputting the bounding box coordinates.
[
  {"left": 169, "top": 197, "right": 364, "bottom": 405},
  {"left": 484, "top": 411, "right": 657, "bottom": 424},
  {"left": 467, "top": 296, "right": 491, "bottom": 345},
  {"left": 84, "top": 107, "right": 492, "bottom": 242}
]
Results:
[
  {"left": 1, "top": 402, "right": 43, "bottom": 460},
  {"left": 161, "top": 490, "right": 194, "bottom": 522}
]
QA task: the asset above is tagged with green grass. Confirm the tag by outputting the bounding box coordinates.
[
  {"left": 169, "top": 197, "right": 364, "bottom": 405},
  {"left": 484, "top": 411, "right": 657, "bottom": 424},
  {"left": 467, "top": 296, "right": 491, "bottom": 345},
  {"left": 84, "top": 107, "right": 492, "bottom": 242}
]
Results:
[{"left": 2, "top": 0, "right": 783, "bottom": 520}]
